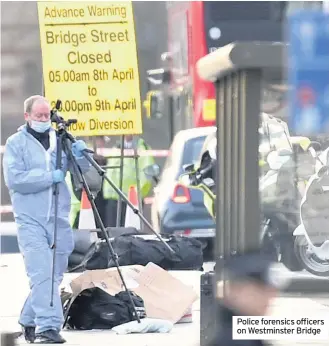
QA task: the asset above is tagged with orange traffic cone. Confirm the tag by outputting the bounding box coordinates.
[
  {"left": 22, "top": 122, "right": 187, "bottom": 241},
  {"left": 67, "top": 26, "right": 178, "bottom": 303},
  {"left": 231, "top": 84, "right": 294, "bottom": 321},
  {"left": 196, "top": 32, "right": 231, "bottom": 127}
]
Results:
[
  {"left": 78, "top": 189, "right": 96, "bottom": 230},
  {"left": 124, "top": 185, "right": 141, "bottom": 230}
]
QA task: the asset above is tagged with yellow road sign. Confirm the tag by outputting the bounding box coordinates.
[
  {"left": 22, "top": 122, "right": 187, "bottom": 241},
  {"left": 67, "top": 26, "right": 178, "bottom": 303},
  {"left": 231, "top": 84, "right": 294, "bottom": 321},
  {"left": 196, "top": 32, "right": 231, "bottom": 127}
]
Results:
[{"left": 37, "top": 2, "right": 142, "bottom": 136}]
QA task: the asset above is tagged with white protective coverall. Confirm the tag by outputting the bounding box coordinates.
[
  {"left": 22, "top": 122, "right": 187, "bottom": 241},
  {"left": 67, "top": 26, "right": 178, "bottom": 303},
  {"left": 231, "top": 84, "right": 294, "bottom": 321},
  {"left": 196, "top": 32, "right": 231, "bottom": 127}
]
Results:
[{"left": 2, "top": 125, "right": 90, "bottom": 333}]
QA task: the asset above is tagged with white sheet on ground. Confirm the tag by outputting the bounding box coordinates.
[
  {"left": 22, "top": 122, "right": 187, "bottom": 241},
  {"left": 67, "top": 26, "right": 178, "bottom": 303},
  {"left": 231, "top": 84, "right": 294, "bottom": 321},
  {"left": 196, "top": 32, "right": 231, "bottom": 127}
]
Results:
[{"left": 111, "top": 318, "right": 173, "bottom": 335}]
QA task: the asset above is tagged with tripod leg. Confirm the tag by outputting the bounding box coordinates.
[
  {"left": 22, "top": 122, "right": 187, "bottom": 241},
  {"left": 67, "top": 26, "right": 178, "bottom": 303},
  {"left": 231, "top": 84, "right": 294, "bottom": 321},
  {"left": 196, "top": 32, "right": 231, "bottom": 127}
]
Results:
[
  {"left": 50, "top": 132, "right": 63, "bottom": 307},
  {"left": 85, "top": 181, "right": 141, "bottom": 322},
  {"left": 50, "top": 186, "right": 58, "bottom": 307},
  {"left": 81, "top": 151, "right": 175, "bottom": 254},
  {"left": 66, "top": 147, "right": 141, "bottom": 323},
  {"left": 105, "top": 174, "right": 175, "bottom": 254}
]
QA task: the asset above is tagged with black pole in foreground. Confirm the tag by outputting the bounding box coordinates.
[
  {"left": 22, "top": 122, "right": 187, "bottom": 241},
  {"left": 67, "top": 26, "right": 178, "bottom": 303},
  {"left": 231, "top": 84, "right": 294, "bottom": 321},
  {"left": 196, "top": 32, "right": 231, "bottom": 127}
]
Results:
[
  {"left": 196, "top": 42, "right": 288, "bottom": 346},
  {"left": 116, "top": 135, "right": 125, "bottom": 227}
]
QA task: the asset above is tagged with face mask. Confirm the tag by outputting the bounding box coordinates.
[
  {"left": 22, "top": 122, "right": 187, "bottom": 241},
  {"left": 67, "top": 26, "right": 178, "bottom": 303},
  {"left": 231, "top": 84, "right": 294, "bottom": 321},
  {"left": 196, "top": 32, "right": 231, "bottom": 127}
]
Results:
[{"left": 30, "top": 120, "right": 51, "bottom": 133}]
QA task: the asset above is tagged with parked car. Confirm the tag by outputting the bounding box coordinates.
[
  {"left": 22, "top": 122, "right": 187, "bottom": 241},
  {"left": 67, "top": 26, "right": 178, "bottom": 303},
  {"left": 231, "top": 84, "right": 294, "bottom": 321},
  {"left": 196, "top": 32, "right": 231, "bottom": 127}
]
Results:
[{"left": 144, "top": 127, "right": 216, "bottom": 243}]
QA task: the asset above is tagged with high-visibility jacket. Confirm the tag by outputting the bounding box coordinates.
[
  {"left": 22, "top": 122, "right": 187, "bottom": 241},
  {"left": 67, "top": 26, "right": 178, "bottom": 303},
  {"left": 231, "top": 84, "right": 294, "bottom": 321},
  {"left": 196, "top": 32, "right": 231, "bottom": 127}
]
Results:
[
  {"left": 202, "top": 185, "right": 216, "bottom": 220},
  {"left": 103, "top": 138, "right": 155, "bottom": 200},
  {"left": 66, "top": 172, "right": 81, "bottom": 228}
]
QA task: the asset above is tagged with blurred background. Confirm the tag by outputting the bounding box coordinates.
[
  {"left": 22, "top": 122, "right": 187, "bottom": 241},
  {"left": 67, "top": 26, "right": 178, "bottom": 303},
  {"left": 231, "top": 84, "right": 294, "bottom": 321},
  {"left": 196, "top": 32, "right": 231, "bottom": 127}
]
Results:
[{"left": 0, "top": 0, "right": 328, "bottom": 227}]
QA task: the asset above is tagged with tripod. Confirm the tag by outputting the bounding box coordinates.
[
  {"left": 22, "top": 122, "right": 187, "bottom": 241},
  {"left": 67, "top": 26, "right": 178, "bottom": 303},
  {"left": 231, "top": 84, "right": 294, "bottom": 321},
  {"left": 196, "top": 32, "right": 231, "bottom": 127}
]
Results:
[
  {"left": 50, "top": 101, "right": 175, "bottom": 324},
  {"left": 50, "top": 122, "right": 141, "bottom": 322}
]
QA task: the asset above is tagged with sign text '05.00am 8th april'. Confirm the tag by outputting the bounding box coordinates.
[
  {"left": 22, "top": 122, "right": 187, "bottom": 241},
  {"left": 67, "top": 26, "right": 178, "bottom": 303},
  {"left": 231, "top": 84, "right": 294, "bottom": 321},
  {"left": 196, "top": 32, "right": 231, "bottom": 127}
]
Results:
[{"left": 37, "top": 2, "right": 142, "bottom": 136}]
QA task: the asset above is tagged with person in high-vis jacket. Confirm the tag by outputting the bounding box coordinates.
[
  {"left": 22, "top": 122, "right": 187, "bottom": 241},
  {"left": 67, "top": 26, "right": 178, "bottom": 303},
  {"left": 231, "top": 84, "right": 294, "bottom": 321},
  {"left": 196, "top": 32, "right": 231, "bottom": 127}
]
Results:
[
  {"left": 65, "top": 173, "right": 81, "bottom": 229},
  {"left": 102, "top": 135, "right": 155, "bottom": 227},
  {"left": 66, "top": 150, "right": 107, "bottom": 230}
]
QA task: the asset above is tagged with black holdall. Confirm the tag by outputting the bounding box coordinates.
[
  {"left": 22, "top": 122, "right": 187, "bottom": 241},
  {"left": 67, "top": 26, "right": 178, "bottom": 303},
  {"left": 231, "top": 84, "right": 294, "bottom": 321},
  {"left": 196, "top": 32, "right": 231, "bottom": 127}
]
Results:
[
  {"left": 68, "top": 227, "right": 140, "bottom": 272},
  {"left": 108, "top": 235, "right": 204, "bottom": 270},
  {"left": 115, "top": 291, "right": 147, "bottom": 320},
  {"left": 70, "top": 234, "right": 204, "bottom": 272},
  {"left": 66, "top": 287, "right": 146, "bottom": 330}
]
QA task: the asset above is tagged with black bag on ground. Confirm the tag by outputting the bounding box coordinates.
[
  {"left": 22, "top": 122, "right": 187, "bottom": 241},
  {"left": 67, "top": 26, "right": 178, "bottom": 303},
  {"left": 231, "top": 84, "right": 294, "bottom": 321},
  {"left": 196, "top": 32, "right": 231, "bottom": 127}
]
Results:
[
  {"left": 84, "top": 241, "right": 110, "bottom": 270},
  {"left": 115, "top": 291, "right": 146, "bottom": 320},
  {"left": 167, "top": 236, "right": 204, "bottom": 270},
  {"left": 67, "top": 288, "right": 145, "bottom": 330},
  {"left": 107, "top": 235, "right": 203, "bottom": 270},
  {"left": 73, "top": 228, "right": 140, "bottom": 271}
]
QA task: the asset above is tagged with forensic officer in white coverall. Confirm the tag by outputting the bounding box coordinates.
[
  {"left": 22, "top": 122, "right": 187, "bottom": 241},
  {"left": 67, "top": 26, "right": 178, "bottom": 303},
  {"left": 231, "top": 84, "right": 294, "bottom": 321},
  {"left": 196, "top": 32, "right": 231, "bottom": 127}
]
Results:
[{"left": 3, "top": 95, "right": 91, "bottom": 344}]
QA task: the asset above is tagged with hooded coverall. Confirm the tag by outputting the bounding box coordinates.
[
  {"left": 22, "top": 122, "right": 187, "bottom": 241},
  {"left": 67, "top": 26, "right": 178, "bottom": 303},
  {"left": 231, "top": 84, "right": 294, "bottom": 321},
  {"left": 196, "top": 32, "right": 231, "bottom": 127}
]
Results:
[{"left": 2, "top": 125, "right": 90, "bottom": 333}]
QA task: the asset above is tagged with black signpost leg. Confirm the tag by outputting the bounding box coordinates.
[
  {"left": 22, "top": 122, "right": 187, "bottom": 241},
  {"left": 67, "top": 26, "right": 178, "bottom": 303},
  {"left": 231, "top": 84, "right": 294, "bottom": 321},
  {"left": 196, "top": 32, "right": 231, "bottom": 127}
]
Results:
[
  {"left": 116, "top": 135, "right": 125, "bottom": 227},
  {"left": 133, "top": 148, "right": 144, "bottom": 231}
]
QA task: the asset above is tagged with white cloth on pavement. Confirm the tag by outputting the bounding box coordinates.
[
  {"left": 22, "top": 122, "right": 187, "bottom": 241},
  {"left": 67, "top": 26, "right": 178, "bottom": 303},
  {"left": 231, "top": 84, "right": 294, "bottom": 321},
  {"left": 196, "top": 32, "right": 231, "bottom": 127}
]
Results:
[{"left": 112, "top": 318, "right": 173, "bottom": 335}]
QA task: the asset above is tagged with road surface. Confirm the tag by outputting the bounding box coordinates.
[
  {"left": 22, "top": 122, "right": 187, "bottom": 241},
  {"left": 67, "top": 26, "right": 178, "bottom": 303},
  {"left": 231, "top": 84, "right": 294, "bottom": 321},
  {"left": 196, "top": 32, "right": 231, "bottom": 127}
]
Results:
[{"left": 1, "top": 222, "right": 329, "bottom": 345}]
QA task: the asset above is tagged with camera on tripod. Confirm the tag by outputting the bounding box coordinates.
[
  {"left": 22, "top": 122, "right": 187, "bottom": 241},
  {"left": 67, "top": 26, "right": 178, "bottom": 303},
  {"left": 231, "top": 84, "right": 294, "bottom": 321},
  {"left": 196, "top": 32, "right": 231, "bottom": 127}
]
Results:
[{"left": 51, "top": 99, "right": 77, "bottom": 131}]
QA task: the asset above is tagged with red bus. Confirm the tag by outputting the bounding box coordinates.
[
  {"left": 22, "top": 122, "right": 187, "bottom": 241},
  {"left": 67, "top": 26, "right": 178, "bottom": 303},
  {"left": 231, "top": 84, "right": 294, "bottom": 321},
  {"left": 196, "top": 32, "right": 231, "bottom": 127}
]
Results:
[{"left": 145, "top": 1, "right": 286, "bottom": 137}]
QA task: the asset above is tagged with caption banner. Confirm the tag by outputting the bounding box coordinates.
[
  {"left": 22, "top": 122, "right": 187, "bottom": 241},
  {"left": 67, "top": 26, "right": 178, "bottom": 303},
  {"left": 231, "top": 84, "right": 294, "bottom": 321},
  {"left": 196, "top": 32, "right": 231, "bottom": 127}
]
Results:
[{"left": 233, "top": 316, "right": 329, "bottom": 340}]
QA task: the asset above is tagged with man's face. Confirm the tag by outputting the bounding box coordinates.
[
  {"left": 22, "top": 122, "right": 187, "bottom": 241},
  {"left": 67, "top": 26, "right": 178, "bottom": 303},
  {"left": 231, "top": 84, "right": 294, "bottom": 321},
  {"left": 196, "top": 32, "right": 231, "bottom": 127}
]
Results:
[{"left": 24, "top": 101, "right": 51, "bottom": 124}]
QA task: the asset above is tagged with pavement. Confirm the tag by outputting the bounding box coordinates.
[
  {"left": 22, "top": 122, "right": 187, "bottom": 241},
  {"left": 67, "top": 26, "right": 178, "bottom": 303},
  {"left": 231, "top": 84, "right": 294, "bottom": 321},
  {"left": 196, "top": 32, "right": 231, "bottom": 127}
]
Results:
[
  {"left": 1, "top": 222, "right": 329, "bottom": 345},
  {"left": 1, "top": 222, "right": 18, "bottom": 254}
]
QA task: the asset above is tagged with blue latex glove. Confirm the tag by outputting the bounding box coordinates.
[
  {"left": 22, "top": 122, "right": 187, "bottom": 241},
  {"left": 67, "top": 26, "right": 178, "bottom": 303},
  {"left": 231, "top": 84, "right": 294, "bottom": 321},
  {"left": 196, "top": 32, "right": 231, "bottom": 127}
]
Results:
[
  {"left": 72, "top": 140, "right": 87, "bottom": 158},
  {"left": 52, "top": 169, "right": 65, "bottom": 183}
]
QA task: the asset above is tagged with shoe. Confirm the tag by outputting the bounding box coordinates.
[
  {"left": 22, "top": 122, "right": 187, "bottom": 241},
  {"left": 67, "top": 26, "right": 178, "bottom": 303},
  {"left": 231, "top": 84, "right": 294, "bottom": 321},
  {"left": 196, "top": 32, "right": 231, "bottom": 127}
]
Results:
[
  {"left": 34, "top": 330, "right": 66, "bottom": 344},
  {"left": 20, "top": 326, "right": 36, "bottom": 343}
]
